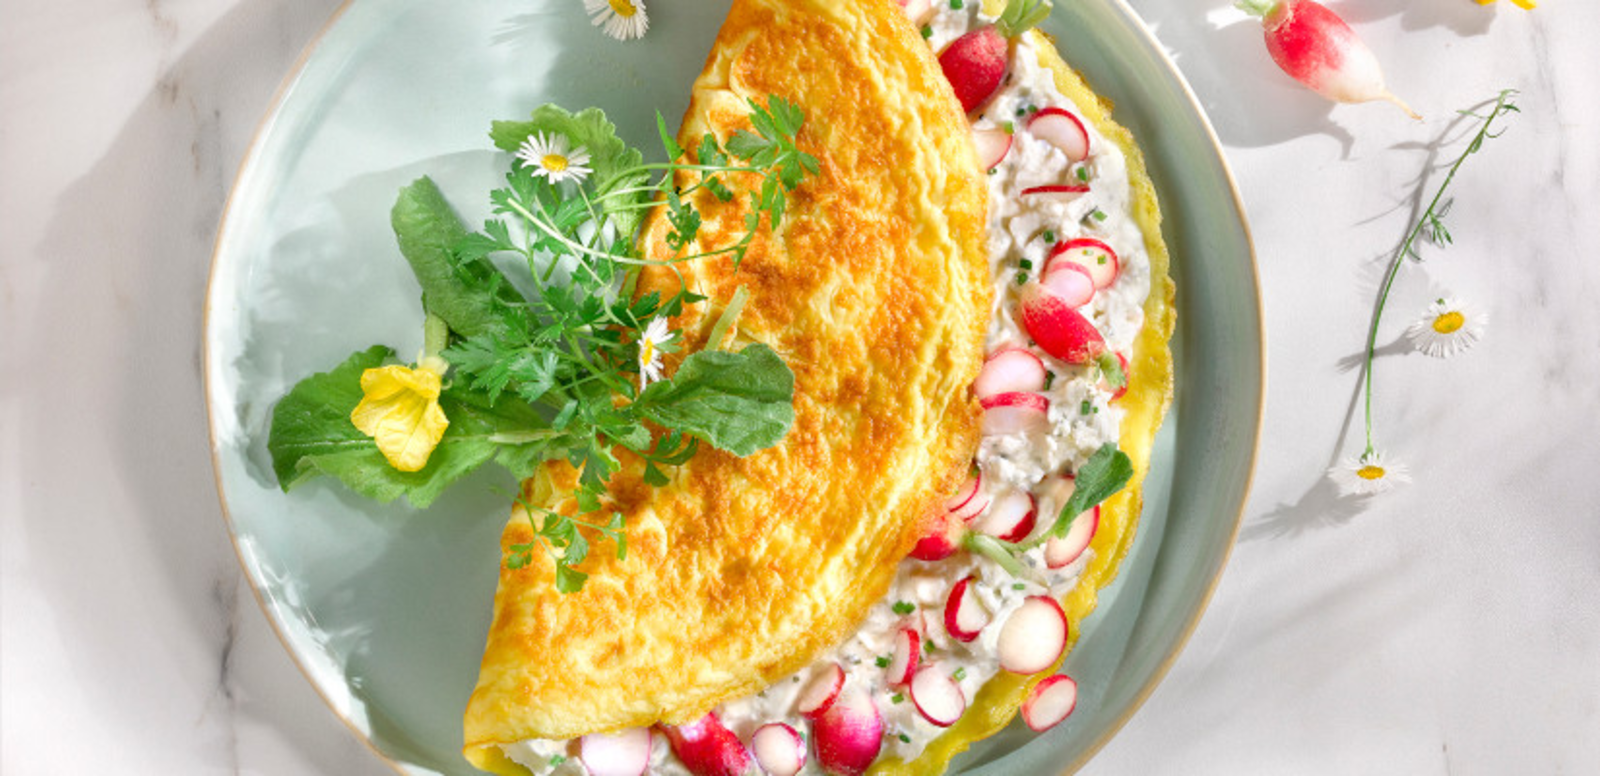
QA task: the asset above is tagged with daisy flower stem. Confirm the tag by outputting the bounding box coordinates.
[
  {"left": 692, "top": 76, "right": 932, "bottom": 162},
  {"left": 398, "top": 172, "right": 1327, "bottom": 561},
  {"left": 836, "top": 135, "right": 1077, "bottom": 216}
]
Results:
[{"left": 1359, "top": 89, "right": 1518, "bottom": 456}]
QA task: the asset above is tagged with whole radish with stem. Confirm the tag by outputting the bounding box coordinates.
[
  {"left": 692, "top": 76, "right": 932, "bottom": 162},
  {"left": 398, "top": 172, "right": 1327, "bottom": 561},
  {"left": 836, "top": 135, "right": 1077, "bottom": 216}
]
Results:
[
  {"left": 1235, "top": 0, "right": 1418, "bottom": 119},
  {"left": 938, "top": 0, "right": 1053, "bottom": 113}
]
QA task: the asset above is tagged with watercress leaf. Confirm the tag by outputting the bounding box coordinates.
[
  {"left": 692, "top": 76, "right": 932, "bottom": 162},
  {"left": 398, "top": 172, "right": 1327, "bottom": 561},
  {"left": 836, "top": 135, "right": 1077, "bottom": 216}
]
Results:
[
  {"left": 1051, "top": 443, "right": 1134, "bottom": 537},
  {"left": 636, "top": 343, "right": 796, "bottom": 456},
  {"left": 393, "top": 177, "right": 528, "bottom": 340}
]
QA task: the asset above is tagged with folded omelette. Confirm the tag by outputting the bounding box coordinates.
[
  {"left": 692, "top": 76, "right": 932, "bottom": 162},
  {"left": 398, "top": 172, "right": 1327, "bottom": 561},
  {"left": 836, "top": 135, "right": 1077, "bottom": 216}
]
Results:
[{"left": 462, "top": 0, "right": 992, "bottom": 768}]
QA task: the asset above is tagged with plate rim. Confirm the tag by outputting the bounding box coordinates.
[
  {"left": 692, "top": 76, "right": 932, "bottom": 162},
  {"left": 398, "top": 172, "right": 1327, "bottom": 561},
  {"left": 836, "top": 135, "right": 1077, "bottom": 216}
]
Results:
[{"left": 201, "top": 1, "right": 1264, "bottom": 773}]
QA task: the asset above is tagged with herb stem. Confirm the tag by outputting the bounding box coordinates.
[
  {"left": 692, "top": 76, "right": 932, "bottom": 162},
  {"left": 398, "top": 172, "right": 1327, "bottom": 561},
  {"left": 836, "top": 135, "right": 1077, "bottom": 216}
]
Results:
[{"left": 1359, "top": 89, "right": 1518, "bottom": 456}]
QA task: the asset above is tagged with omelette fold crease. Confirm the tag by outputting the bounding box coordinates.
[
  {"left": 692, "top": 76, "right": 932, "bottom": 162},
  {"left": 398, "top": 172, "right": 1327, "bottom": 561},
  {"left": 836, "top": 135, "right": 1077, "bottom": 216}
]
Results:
[{"left": 462, "top": 0, "right": 991, "bottom": 768}]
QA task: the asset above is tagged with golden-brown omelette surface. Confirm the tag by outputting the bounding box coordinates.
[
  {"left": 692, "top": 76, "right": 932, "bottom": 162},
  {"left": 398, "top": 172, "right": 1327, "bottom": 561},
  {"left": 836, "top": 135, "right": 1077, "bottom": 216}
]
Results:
[{"left": 462, "top": 0, "right": 991, "bottom": 768}]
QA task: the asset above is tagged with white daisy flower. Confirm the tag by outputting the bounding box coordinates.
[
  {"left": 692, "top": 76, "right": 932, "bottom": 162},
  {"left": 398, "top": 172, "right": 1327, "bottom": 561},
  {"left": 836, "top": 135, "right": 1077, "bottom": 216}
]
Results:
[
  {"left": 637, "top": 316, "right": 676, "bottom": 390},
  {"left": 1406, "top": 296, "right": 1486, "bottom": 358},
  {"left": 515, "top": 132, "right": 592, "bottom": 185},
  {"left": 1328, "top": 450, "right": 1412, "bottom": 497},
  {"left": 583, "top": 0, "right": 650, "bottom": 41}
]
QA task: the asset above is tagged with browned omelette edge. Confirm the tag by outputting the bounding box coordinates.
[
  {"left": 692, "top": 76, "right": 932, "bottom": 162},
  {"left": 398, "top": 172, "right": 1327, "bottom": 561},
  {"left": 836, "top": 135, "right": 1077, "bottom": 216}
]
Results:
[{"left": 866, "top": 28, "right": 1177, "bottom": 776}]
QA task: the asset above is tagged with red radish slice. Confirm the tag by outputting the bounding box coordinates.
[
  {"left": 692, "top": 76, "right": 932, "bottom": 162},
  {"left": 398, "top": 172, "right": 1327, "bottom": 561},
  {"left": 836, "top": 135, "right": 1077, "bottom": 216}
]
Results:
[
  {"left": 943, "top": 576, "right": 990, "bottom": 642},
  {"left": 910, "top": 510, "right": 966, "bottom": 561},
  {"left": 1097, "top": 352, "right": 1131, "bottom": 401},
  {"left": 949, "top": 490, "right": 992, "bottom": 525},
  {"left": 797, "top": 663, "right": 845, "bottom": 719},
  {"left": 997, "top": 596, "right": 1069, "bottom": 675},
  {"left": 897, "top": 0, "right": 935, "bottom": 26},
  {"left": 750, "top": 723, "right": 806, "bottom": 776},
  {"left": 1048, "top": 238, "right": 1120, "bottom": 290},
  {"left": 943, "top": 470, "right": 982, "bottom": 513},
  {"left": 813, "top": 688, "right": 883, "bottom": 776},
  {"left": 909, "top": 666, "right": 967, "bottom": 727},
  {"left": 973, "top": 348, "right": 1047, "bottom": 399},
  {"left": 979, "top": 391, "right": 1050, "bottom": 437},
  {"left": 886, "top": 628, "right": 922, "bottom": 686},
  {"left": 660, "top": 713, "right": 752, "bottom": 776},
  {"left": 974, "top": 491, "right": 1036, "bottom": 543},
  {"left": 1027, "top": 107, "right": 1091, "bottom": 163},
  {"left": 1017, "top": 282, "right": 1109, "bottom": 365},
  {"left": 1020, "top": 184, "right": 1090, "bottom": 204},
  {"left": 581, "top": 727, "right": 652, "bottom": 776},
  {"left": 972, "top": 127, "right": 1013, "bottom": 171},
  {"left": 1021, "top": 674, "right": 1079, "bottom": 732},
  {"left": 1044, "top": 505, "right": 1100, "bottom": 569},
  {"left": 1041, "top": 262, "right": 1095, "bottom": 308}
]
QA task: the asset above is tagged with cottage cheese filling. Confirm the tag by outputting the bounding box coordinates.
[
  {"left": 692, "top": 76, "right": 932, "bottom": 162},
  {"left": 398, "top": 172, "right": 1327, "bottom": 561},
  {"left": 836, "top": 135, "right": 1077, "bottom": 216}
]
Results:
[{"left": 504, "top": 6, "right": 1151, "bottom": 773}]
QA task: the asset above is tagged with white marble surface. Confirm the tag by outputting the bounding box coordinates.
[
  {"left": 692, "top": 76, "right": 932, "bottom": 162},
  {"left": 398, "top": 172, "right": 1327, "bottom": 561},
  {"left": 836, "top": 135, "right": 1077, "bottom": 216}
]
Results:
[{"left": 3, "top": 0, "right": 1596, "bottom": 774}]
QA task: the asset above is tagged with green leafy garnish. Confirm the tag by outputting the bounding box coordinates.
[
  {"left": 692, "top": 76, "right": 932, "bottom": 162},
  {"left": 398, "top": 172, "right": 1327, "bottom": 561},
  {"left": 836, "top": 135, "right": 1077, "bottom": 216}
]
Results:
[{"left": 268, "top": 98, "right": 819, "bottom": 592}]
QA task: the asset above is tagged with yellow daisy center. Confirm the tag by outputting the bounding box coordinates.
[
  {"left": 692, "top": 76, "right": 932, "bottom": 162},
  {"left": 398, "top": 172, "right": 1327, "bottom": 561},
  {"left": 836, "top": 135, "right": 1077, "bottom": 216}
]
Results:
[
  {"left": 541, "top": 154, "right": 569, "bottom": 173},
  {"left": 640, "top": 339, "right": 656, "bottom": 363},
  {"left": 1357, "top": 465, "right": 1387, "bottom": 481},
  {"left": 1432, "top": 311, "right": 1465, "bottom": 334},
  {"left": 608, "top": 0, "right": 639, "bottom": 18}
]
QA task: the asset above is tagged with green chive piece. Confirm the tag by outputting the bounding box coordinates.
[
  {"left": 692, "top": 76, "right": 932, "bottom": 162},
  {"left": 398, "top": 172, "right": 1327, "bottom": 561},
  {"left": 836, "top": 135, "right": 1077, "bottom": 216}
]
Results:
[
  {"left": 1019, "top": 258, "right": 1033, "bottom": 270},
  {"left": 1076, "top": 166, "right": 1090, "bottom": 182},
  {"left": 952, "top": 667, "right": 967, "bottom": 681},
  {"left": 891, "top": 693, "right": 906, "bottom": 704},
  {"left": 875, "top": 656, "right": 890, "bottom": 668},
  {"left": 921, "top": 25, "right": 933, "bottom": 38},
  {"left": 899, "top": 733, "right": 912, "bottom": 743},
  {"left": 892, "top": 600, "right": 915, "bottom": 615},
  {"left": 1015, "top": 271, "right": 1028, "bottom": 286},
  {"left": 1042, "top": 229, "right": 1056, "bottom": 243},
  {"left": 951, "top": 0, "right": 964, "bottom": 8}
]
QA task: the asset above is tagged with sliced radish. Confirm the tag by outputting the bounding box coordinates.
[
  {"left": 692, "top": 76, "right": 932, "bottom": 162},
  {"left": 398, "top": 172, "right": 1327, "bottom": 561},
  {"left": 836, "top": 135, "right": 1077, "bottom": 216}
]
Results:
[
  {"left": 1021, "top": 674, "right": 1079, "bottom": 732},
  {"left": 1097, "top": 352, "right": 1131, "bottom": 401},
  {"left": 1016, "top": 282, "right": 1109, "bottom": 365},
  {"left": 909, "top": 666, "right": 967, "bottom": 727},
  {"left": 974, "top": 491, "right": 1036, "bottom": 543},
  {"left": 1044, "top": 505, "right": 1099, "bottom": 569},
  {"left": 973, "top": 348, "right": 1047, "bottom": 399},
  {"left": 943, "top": 470, "right": 982, "bottom": 513},
  {"left": 796, "top": 663, "right": 845, "bottom": 719},
  {"left": 1040, "top": 261, "right": 1095, "bottom": 308},
  {"left": 581, "top": 727, "right": 652, "bottom": 776},
  {"left": 897, "top": 0, "right": 935, "bottom": 26},
  {"left": 1027, "top": 107, "right": 1091, "bottom": 163},
  {"left": 1048, "top": 238, "right": 1120, "bottom": 290},
  {"left": 886, "top": 628, "right": 921, "bottom": 686},
  {"left": 659, "top": 713, "right": 752, "bottom": 776},
  {"left": 949, "top": 490, "right": 992, "bottom": 525},
  {"left": 750, "top": 723, "right": 806, "bottom": 776},
  {"left": 910, "top": 510, "right": 966, "bottom": 562},
  {"left": 1019, "top": 184, "right": 1090, "bottom": 204},
  {"left": 979, "top": 391, "right": 1050, "bottom": 437},
  {"left": 812, "top": 688, "right": 883, "bottom": 776},
  {"left": 938, "top": 26, "right": 1009, "bottom": 114},
  {"left": 997, "top": 596, "right": 1069, "bottom": 675},
  {"left": 943, "top": 576, "right": 990, "bottom": 642},
  {"left": 972, "top": 127, "right": 1013, "bottom": 171}
]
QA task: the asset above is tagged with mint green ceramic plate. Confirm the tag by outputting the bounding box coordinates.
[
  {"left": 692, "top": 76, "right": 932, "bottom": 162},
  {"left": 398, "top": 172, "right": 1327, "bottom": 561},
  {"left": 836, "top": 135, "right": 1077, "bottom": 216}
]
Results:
[{"left": 205, "top": 1, "right": 1261, "bottom": 773}]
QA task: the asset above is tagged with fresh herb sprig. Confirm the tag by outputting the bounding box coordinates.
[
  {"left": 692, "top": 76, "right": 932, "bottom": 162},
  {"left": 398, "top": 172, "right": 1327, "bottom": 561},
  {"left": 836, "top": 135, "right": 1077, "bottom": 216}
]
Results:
[
  {"left": 1355, "top": 89, "right": 1518, "bottom": 460},
  {"left": 268, "top": 98, "right": 818, "bottom": 592},
  {"left": 963, "top": 443, "right": 1133, "bottom": 580}
]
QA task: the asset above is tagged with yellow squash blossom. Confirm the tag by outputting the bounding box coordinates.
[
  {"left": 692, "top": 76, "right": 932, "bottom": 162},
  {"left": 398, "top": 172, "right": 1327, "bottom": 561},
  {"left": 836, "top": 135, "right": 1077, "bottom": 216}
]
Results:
[{"left": 350, "top": 357, "right": 450, "bottom": 472}]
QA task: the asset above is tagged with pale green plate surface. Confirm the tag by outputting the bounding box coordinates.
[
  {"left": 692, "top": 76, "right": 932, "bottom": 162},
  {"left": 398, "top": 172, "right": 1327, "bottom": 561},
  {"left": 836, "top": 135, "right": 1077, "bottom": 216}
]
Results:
[{"left": 205, "top": 1, "right": 1261, "bottom": 773}]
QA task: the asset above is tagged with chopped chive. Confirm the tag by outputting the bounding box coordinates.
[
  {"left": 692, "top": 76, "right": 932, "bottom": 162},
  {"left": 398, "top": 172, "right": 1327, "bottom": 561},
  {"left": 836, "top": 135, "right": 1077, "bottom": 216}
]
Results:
[
  {"left": 892, "top": 600, "right": 916, "bottom": 615},
  {"left": 899, "top": 733, "right": 913, "bottom": 743},
  {"left": 1019, "top": 258, "right": 1033, "bottom": 270},
  {"left": 950, "top": 0, "right": 964, "bottom": 8},
  {"left": 891, "top": 693, "right": 906, "bottom": 704},
  {"left": 1013, "top": 582, "right": 1026, "bottom": 590},
  {"left": 1076, "top": 166, "right": 1090, "bottom": 182},
  {"left": 550, "top": 755, "right": 566, "bottom": 766},
  {"left": 1080, "top": 400, "right": 1092, "bottom": 415},
  {"left": 1044, "top": 371, "right": 1056, "bottom": 389},
  {"left": 988, "top": 167, "right": 999, "bottom": 175},
  {"left": 1042, "top": 229, "right": 1056, "bottom": 243},
  {"left": 1092, "top": 209, "right": 1108, "bottom": 222},
  {"left": 875, "top": 655, "right": 890, "bottom": 668},
  {"left": 952, "top": 667, "right": 968, "bottom": 681},
  {"left": 1015, "top": 270, "right": 1028, "bottom": 286},
  {"left": 1002, "top": 120, "right": 1015, "bottom": 134},
  {"left": 921, "top": 25, "right": 933, "bottom": 38}
]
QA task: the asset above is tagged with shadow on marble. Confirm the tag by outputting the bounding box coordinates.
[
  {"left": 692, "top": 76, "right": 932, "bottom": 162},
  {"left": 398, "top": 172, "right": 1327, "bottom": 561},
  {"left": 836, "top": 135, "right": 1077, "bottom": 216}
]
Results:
[{"left": 17, "top": 0, "right": 391, "bottom": 774}]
